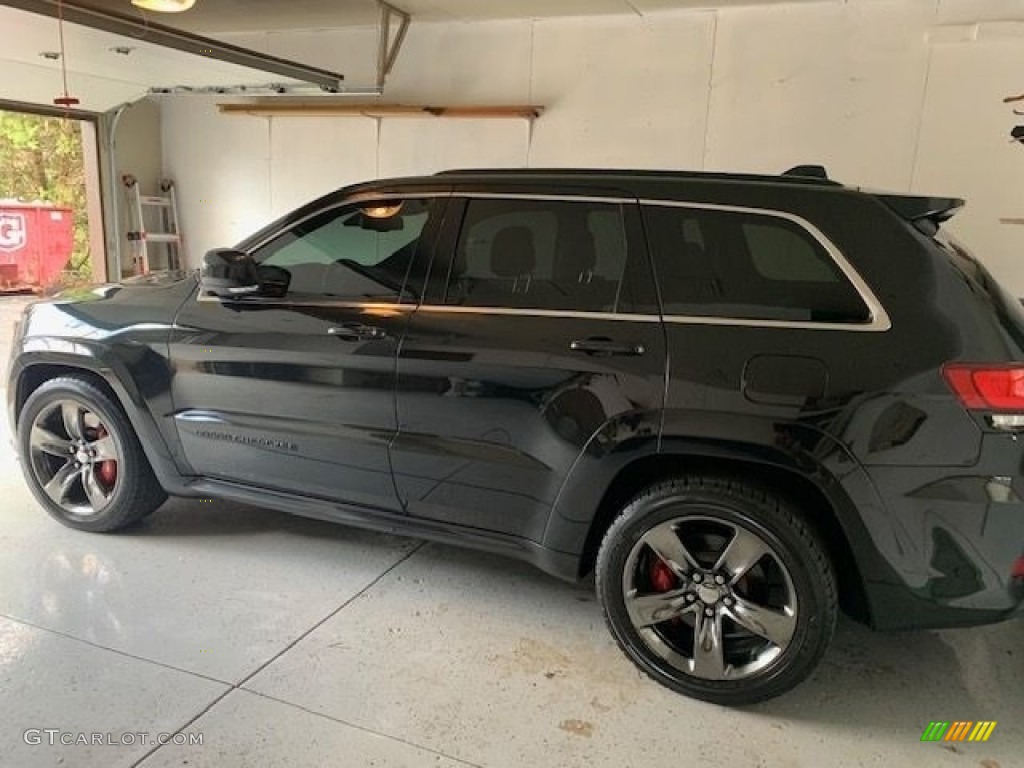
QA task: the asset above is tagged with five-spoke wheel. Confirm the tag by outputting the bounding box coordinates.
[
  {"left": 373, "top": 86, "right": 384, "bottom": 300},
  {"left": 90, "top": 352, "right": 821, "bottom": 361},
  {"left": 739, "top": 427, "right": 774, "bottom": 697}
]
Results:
[
  {"left": 18, "top": 376, "right": 166, "bottom": 531},
  {"left": 622, "top": 517, "right": 798, "bottom": 682},
  {"left": 28, "top": 400, "right": 120, "bottom": 517},
  {"left": 597, "top": 476, "right": 837, "bottom": 705}
]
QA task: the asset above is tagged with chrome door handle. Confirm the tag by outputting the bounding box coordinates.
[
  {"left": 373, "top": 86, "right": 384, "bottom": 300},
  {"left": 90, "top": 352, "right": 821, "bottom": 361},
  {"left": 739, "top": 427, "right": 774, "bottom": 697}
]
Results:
[
  {"left": 328, "top": 324, "right": 387, "bottom": 340},
  {"left": 569, "top": 338, "right": 645, "bottom": 357}
]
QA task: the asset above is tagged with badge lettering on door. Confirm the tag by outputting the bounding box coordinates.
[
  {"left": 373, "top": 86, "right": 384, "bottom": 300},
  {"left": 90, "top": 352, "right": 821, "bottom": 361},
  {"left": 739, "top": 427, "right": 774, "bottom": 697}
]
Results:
[{"left": 194, "top": 429, "right": 298, "bottom": 452}]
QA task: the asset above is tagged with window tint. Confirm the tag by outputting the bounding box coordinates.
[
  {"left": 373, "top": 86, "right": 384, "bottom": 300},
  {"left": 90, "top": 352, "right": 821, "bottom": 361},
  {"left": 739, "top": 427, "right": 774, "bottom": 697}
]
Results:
[
  {"left": 643, "top": 205, "right": 870, "bottom": 323},
  {"left": 743, "top": 223, "right": 838, "bottom": 282},
  {"left": 254, "top": 198, "right": 436, "bottom": 302},
  {"left": 442, "top": 198, "right": 630, "bottom": 312}
]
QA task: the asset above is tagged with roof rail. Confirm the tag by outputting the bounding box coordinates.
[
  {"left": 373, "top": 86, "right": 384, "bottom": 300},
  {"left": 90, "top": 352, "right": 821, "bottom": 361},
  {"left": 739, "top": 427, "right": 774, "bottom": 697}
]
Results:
[{"left": 433, "top": 167, "right": 842, "bottom": 186}]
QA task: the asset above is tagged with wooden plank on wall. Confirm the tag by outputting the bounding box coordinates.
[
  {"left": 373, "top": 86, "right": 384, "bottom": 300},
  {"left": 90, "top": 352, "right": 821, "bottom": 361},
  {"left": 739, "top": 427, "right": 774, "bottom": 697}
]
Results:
[{"left": 217, "top": 102, "right": 543, "bottom": 119}]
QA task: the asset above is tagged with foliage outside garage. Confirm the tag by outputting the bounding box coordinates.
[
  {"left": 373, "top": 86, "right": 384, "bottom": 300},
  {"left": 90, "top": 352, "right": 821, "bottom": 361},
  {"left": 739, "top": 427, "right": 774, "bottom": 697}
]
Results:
[{"left": 0, "top": 110, "right": 91, "bottom": 284}]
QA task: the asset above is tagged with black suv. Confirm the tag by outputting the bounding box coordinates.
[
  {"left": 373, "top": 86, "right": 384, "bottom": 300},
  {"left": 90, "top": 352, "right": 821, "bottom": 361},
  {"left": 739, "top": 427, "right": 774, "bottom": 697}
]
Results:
[{"left": 8, "top": 168, "right": 1024, "bottom": 705}]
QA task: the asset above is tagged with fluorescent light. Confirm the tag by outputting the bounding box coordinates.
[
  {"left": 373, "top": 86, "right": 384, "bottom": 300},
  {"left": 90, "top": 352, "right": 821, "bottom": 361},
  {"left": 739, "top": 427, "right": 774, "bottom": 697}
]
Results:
[{"left": 132, "top": 0, "right": 197, "bottom": 12}]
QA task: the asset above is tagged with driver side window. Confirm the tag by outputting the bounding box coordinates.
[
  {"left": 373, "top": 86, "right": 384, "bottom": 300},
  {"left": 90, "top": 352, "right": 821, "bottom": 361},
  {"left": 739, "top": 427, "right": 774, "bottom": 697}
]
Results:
[{"left": 254, "top": 198, "right": 436, "bottom": 302}]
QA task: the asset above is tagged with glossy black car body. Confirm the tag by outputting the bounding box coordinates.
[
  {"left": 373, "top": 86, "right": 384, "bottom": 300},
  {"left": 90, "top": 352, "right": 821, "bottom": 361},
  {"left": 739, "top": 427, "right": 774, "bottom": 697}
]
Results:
[{"left": 7, "top": 168, "right": 1024, "bottom": 700}]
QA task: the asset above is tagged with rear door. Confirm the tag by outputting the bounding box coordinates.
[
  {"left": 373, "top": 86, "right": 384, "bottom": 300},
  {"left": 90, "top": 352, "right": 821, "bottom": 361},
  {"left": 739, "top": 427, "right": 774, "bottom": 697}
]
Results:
[{"left": 392, "top": 192, "right": 666, "bottom": 541}]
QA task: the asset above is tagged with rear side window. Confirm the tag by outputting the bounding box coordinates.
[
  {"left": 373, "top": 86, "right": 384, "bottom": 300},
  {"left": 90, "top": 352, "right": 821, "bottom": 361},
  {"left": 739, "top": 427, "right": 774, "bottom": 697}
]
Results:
[
  {"left": 441, "top": 198, "right": 630, "bottom": 313},
  {"left": 643, "top": 205, "right": 870, "bottom": 323}
]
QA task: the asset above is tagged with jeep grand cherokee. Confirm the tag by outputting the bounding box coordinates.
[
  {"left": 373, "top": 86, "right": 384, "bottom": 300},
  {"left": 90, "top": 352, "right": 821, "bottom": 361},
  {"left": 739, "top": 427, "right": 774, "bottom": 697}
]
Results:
[{"left": 8, "top": 167, "right": 1024, "bottom": 705}]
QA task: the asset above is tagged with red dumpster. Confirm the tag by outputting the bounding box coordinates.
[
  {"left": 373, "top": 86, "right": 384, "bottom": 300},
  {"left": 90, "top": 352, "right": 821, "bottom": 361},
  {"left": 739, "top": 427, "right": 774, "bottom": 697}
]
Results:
[{"left": 0, "top": 202, "right": 75, "bottom": 291}]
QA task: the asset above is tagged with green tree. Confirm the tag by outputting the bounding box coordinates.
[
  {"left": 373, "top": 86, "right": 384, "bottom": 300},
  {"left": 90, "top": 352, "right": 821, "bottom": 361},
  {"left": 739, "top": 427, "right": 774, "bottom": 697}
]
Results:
[{"left": 0, "top": 110, "right": 91, "bottom": 281}]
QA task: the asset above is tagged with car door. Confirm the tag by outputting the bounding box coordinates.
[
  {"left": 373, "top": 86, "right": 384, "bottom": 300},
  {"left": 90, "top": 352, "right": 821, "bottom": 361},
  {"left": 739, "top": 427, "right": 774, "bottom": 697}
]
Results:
[
  {"left": 170, "top": 193, "right": 447, "bottom": 510},
  {"left": 391, "top": 192, "right": 667, "bottom": 541}
]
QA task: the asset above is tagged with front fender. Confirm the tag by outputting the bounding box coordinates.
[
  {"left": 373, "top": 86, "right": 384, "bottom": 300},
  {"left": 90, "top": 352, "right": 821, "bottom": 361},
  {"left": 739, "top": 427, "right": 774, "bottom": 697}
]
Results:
[{"left": 9, "top": 336, "right": 193, "bottom": 495}]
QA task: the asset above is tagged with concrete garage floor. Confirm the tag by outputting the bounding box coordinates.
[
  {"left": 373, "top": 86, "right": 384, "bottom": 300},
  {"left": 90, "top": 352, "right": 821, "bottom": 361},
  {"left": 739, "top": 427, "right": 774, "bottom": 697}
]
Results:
[{"left": 0, "top": 296, "right": 1021, "bottom": 768}]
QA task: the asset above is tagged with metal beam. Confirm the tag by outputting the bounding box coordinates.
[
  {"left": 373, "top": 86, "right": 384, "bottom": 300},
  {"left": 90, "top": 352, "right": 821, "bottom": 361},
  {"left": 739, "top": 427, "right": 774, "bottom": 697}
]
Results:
[
  {"left": 0, "top": 0, "right": 345, "bottom": 92},
  {"left": 0, "top": 97, "right": 98, "bottom": 121},
  {"left": 377, "top": 1, "right": 411, "bottom": 90}
]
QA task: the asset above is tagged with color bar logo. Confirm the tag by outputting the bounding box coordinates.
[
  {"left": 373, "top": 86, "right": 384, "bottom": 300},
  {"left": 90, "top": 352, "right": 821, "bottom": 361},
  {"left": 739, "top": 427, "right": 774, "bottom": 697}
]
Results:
[{"left": 921, "top": 721, "right": 997, "bottom": 743}]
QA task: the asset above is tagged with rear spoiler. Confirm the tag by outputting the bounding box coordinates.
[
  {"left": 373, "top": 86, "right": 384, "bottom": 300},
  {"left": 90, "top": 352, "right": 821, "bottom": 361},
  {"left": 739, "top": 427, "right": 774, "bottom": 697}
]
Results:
[{"left": 876, "top": 194, "right": 965, "bottom": 235}]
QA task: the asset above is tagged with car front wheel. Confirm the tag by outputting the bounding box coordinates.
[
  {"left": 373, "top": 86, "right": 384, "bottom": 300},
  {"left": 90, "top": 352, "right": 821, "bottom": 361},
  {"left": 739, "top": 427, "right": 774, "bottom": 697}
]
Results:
[
  {"left": 596, "top": 475, "right": 837, "bottom": 705},
  {"left": 18, "top": 375, "right": 167, "bottom": 532}
]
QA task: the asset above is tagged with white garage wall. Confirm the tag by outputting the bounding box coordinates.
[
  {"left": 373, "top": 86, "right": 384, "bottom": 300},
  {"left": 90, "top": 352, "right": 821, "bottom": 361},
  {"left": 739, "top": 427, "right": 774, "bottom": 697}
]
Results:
[
  {"left": 161, "top": 1, "right": 1024, "bottom": 293},
  {"left": 528, "top": 15, "right": 715, "bottom": 169},
  {"left": 704, "top": 1, "right": 935, "bottom": 189},
  {"left": 162, "top": 86, "right": 272, "bottom": 247},
  {"left": 913, "top": 27, "right": 1024, "bottom": 291}
]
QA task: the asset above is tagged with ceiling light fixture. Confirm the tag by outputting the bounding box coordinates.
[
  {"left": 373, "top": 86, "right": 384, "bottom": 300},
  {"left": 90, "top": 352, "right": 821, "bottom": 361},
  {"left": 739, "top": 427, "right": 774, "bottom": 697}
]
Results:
[{"left": 131, "top": 0, "right": 197, "bottom": 12}]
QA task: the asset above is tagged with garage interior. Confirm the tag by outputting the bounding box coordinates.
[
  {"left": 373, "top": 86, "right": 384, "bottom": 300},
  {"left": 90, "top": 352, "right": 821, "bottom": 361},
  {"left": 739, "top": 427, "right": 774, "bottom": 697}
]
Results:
[{"left": 0, "top": 0, "right": 1022, "bottom": 766}]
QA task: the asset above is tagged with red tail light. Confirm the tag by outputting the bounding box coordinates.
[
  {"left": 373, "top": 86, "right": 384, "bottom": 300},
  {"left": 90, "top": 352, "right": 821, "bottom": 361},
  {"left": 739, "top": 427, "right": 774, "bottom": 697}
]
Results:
[
  {"left": 1012, "top": 556, "right": 1024, "bottom": 580},
  {"left": 943, "top": 365, "right": 1024, "bottom": 411}
]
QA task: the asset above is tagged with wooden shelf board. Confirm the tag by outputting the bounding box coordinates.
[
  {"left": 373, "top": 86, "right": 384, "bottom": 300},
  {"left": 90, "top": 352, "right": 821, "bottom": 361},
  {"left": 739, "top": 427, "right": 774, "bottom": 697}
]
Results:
[{"left": 218, "top": 102, "right": 543, "bottom": 119}]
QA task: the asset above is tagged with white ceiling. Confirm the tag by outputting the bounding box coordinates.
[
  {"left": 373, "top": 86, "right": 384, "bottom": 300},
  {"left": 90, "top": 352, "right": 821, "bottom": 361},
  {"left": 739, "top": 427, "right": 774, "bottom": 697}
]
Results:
[
  {"left": 47, "top": 0, "right": 1024, "bottom": 34},
  {"left": 3, "top": 0, "right": 831, "bottom": 111},
  {"left": 77, "top": 0, "right": 823, "bottom": 32},
  {"left": 0, "top": 4, "right": 307, "bottom": 112},
  {"left": 5, "top": 0, "right": 1023, "bottom": 112}
]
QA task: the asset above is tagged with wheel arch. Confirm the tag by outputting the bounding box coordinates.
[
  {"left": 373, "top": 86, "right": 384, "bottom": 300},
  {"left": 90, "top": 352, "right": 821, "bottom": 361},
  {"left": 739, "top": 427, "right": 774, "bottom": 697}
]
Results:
[
  {"left": 11, "top": 358, "right": 191, "bottom": 495},
  {"left": 575, "top": 448, "right": 873, "bottom": 625},
  {"left": 15, "top": 363, "right": 122, "bottom": 423}
]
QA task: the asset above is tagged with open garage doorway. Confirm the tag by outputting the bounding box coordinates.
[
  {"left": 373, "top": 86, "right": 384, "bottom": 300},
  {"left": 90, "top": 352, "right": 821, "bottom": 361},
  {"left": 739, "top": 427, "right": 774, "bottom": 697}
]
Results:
[{"left": 0, "top": 103, "right": 104, "bottom": 293}]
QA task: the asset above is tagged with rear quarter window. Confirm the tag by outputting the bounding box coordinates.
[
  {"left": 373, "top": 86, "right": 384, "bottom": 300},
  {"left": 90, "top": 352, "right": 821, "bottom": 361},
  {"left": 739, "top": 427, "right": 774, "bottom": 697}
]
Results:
[{"left": 643, "top": 204, "right": 871, "bottom": 324}]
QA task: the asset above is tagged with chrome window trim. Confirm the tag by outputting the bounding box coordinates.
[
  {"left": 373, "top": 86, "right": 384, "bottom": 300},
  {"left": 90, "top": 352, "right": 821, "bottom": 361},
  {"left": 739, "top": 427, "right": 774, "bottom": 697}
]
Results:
[
  {"left": 195, "top": 296, "right": 418, "bottom": 310},
  {"left": 194, "top": 296, "right": 872, "bottom": 332},
  {"left": 407, "top": 306, "right": 881, "bottom": 331},
  {"left": 412, "top": 305, "right": 661, "bottom": 323},
  {"left": 211, "top": 188, "right": 891, "bottom": 333},
  {"left": 637, "top": 198, "right": 892, "bottom": 332}
]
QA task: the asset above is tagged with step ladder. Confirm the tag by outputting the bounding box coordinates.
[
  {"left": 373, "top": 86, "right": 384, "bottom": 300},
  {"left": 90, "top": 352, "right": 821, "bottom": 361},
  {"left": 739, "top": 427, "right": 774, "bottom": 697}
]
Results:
[{"left": 123, "top": 175, "right": 182, "bottom": 275}]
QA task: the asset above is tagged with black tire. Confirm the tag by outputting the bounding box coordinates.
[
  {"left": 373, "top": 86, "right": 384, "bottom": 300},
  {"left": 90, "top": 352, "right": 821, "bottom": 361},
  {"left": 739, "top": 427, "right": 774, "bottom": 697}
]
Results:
[
  {"left": 595, "top": 475, "right": 837, "bottom": 706},
  {"left": 17, "top": 375, "right": 167, "bottom": 532}
]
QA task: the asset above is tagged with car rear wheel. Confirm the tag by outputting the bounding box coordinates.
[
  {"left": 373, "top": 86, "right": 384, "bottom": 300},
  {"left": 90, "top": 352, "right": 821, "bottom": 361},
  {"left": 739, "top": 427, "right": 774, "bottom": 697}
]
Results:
[
  {"left": 18, "top": 376, "right": 167, "bottom": 532},
  {"left": 596, "top": 475, "right": 837, "bottom": 705}
]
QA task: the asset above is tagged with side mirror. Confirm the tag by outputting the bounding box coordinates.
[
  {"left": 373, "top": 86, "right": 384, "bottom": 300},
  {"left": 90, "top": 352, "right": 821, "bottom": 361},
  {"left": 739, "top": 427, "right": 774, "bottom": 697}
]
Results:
[
  {"left": 200, "top": 248, "right": 259, "bottom": 299},
  {"left": 256, "top": 264, "right": 291, "bottom": 299}
]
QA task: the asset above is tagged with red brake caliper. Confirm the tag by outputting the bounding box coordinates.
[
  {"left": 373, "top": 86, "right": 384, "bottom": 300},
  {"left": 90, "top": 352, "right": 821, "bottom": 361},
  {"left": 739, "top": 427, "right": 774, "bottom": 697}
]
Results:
[
  {"left": 650, "top": 558, "right": 677, "bottom": 593},
  {"left": 95, "top": 425, "right": 117, "bottom": 488},
  {"left": 649, "top": 559, "right": 685, "bottom": 627}
]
